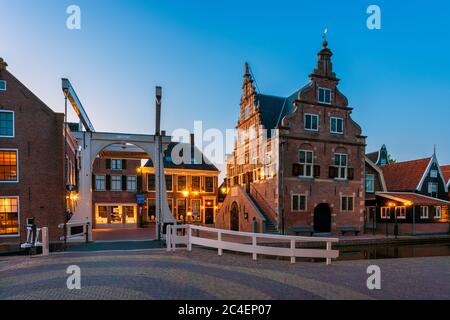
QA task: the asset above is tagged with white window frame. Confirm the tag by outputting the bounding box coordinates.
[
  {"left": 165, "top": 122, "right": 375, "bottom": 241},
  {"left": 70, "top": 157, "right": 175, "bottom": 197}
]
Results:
[
  {"left": 0, "top": 110, "right": 15, "bottom": 138},
  {"left": 334, "top": 153, "right": 348, "bottom": 180},
  {"left": 430, "top": 170, "right": 438, "bottom": 178},
  {"left": 95, "top": 175, "right": 106, "bottom": 191},
  {"left": 111, "top": 159, "right": 122, "bottom": 170},
  {"left": 330, "top": 117, "right": 343, "bottom": 134},
  {"left": 365, "top": 174, "right": 375, "bottom": 193},
  {"left": 341, "top": 195, "right": 354, "bottom": 212},
  {"left": 0, "top": 196, "right": 20, "bottom": 237},
  {"left": 0, "top": 148, "right": 19, "bottom": 183},
  {"left": 395, "top": 206, "right": 406, "bottom": 219},
  {"left": 127, "top": 175, "right": 137, "bottom": 192},
  {"left": 0, "top": 80, "right": 6, "bottom": 91},
  {"left": 111, "top": 175, "right": 122, "bottom": 191},
  {"left": 304, "top": 113, "right": 319, "bottom": 131},
  {"left": 428, "top": 182, "right": 438, "bottom": 196},
  {"left": 434, "top": 206, "right": 442, "bottom": 219},
  {"left": 420, "top": 206, "right": 429, "bottom": 219},
  {"left": 380, "top": 207, "right": 390, "bottom": 219},
  {"left": 318, "top": 87, "right": 332, "bottom": 104},
  {"left": 298, "top": 150, "right": 314, "bottom": 178},
  {"left": 291, "top": 193, "right": 307, "bottom": 212}
]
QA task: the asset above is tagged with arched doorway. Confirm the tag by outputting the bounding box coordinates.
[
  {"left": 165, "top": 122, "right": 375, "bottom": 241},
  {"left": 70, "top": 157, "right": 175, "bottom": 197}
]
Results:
[
  {"left": 313, "top": 203, "right": 331, "bottom": 233},
  {"left": 230, "top": 202, "right": 239, "bottom": 231}
]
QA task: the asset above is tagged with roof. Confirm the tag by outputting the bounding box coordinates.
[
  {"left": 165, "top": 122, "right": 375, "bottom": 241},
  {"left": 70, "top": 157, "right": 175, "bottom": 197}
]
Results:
[
  {"left": 365, "top": 156, "right": 387, "bottom": 191},
  {"left": 254, "top": 86, "right": 305, "bottom": 135},
  {"left": 376, "top": 192, "right": 450, "bottom": 206},
  {"left": 441, "top": 165, "right": 450, "bottom": 185},
  {"left": 144, "top": 142, "right": 219, "bottom": 171},
  {"left": 366, "top": 151, "right": 380, "bottom": 164},
  {"left": 380, "top": 157, "right": 431, "bottom": 191}
]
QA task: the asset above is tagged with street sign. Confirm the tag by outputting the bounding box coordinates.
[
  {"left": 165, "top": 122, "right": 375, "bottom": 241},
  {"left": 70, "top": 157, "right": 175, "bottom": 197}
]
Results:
[{"left": 136, "top": 194, "right": 145, "bottom": 205}]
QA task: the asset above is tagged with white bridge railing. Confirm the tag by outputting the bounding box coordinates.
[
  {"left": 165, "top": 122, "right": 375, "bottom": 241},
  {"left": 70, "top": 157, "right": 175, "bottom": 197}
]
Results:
[
  {"left": 166, "top": 225, "right": 339, "bottom": 265},
  {"left": 58, "top": 220, "right": 90, "bottom": 242}
]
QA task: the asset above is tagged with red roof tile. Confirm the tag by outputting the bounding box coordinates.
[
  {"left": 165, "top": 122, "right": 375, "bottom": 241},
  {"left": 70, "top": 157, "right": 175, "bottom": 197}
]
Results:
[
  {"left": 381, "top": 157, "right": 431, "bottom": 191},
  {"left": 441, "top": 165, "right": 450, "bottom": 184},
  {"left": 376, "top": 192, "right": 450, "bottom": 206}
]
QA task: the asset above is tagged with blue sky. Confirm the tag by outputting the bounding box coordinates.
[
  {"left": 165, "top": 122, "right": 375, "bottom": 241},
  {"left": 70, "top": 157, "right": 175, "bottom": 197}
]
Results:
[{"left": 1, "top": 0, "right": 449, "bottom": 168}]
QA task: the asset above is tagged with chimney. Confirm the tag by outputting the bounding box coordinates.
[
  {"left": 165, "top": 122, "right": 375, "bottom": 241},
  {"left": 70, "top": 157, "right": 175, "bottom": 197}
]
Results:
[{"left": 0, "top": 58, "right": 7, "bottom": 72}]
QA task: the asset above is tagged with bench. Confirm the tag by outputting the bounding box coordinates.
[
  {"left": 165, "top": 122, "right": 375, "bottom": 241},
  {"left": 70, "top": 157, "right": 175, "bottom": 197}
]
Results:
[
  {"left": 289, "top": 226, "right": 314, "bottom": 236},
  {"left": 337, "top": 226, "right": 360, "bottom": 236}
]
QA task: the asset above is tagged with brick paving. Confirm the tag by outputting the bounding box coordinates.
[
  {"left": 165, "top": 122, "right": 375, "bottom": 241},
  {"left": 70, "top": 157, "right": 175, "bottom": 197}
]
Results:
[{"left": 0, "top": 248, "right": 449, "bottom": 300}]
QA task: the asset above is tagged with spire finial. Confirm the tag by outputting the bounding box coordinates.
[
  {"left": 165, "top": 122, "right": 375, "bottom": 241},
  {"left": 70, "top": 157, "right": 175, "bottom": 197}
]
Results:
[
  {"left": 322, "top": 27, "right": 328, "bottom": 47},
  {"left": 433, "top": 144, "right": 436, "bottom": 156},
  {"left": 244, "top": 62, "right": 250, "bottom": 75}
]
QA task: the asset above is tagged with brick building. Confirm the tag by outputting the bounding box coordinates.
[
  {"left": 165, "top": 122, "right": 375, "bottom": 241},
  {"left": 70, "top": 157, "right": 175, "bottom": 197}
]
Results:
[
  {"left": 217, "top": 40, "right": 366, "bottom": 234},
  {"left": 142, "top": 138, "right": 220, "bottom": 225},
  {"left": 0, "top": 58, "right": 78, "bottom": 251}
]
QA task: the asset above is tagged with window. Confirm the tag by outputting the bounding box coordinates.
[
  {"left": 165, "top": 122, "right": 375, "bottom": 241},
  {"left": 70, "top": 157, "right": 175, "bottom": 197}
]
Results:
[
  {"left": 304, "top": 114, "right": 319, "bottom": 131},
  {"left": 0, "top": 150, "right": 18, "bottom": 182},
  {"left": 147, "top": 174, "right": 155, "bottom": 191},
  {"left": 330, "top": 117, "right": 343, "bottom": 134},
  {"left": 365, "top": 174, "right": 375, "bottom": 193},
  {"left": 191, "top": 199, "right": 201, "bottom": 221},
  {"left": 165, "top": 174, "right": 173, "bottom": 191},
  {"left": 430, "top": 170, "right": 438, "bottom": 178},
  {"left": 380, "top": 207, "right": 390, "bottom": 219},
  {"left": 334, "top": 153, "right": 348, "bottom": 179},
  {"left": 428, "top": 182, "right": 438, "bottom": 197},
  {"left": 435, "top": 206, "right": 442, "bottom": 219},
  {"left": 395, "top": 206, "right": 406, "bottom": 219},
  {"left": 191, "top": 176, "right": 200, "bottom": 192},
  {"left": 292, "top": 194, "right": 307, "bottom": 212},
  {"left": 177, "top": 199, "right": 186, "bottom": 220},
  {"left": 0, "top": 197, "right": 19, "bottom": 235},
  {"left": 420, "top": 206, "right": 429, "bottom": 219},
  {"left": 111, "top": 159, "right": 122, "bottom": 170},
  {"left": 127, "top": 175, "right": 137, "bottom": 192},
  {"left": 111, "top": 175, "right": 122, "bottom": 191},
  {"left": 341, "top": 196, "right": 354, "bottom": 212},
  {"left": 204, "top": 176, "right": 214, "bottom": 193},
  {"left": 243, "top": 105, "right": 251, "bottom": 120},
  {"left": 0, "top": 80, "right": 6, "bottom": 91},
  {"left": 0, "top": 111, "right": 14, "bottom": 137},
  {"left": 147, "top": 199, "right": 156, "bottom": 221},
  {"left": 318, "top": 87, "right": 331, "bottom": 104},
  {"left": 95, "top": 175, "right": 106, "bottom": 191},
  {"left": 177, "top": 175, "right": 187, "bottom": 191},
  {"left": 298, "top": 150, "right": 313, "bottom": 177}
]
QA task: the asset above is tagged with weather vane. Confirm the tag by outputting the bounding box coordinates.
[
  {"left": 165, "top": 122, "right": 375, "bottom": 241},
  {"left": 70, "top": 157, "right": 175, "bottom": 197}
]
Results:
[{"left": 322, "top": 27, "right": 328, "bottom": 40}]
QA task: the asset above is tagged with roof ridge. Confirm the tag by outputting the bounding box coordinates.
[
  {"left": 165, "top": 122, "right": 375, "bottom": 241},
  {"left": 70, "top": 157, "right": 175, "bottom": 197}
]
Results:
[{"left": 382, "top": 157, "right": 431, "bottom": 167}]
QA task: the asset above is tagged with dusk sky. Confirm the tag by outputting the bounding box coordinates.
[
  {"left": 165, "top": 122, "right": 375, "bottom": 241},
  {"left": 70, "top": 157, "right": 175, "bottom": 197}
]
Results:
[{"left": 1, "top": 0, "right": 449, "bottom": 170}]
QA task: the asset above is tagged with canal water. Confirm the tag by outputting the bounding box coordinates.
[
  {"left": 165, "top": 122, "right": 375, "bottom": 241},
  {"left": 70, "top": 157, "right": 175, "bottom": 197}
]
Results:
[{"left": 337, "top": 242, "right": 450, "bottom": 261}]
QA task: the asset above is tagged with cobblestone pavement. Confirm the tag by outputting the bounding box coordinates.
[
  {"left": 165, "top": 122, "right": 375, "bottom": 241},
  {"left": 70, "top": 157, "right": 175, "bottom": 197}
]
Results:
[{"left": 0, "top": 248, "right": 449, "bottom": 300}]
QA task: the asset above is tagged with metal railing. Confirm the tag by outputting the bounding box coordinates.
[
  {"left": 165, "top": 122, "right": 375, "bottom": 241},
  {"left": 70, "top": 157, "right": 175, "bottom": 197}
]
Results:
[{"left": 166, "top": 224, "right": 339, "bottom": 265}]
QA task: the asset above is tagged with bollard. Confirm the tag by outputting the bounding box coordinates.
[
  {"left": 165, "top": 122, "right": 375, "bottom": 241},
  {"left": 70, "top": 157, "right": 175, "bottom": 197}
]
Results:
[{"left": 41, "top": 227, "right": 49, "bottom": 256}]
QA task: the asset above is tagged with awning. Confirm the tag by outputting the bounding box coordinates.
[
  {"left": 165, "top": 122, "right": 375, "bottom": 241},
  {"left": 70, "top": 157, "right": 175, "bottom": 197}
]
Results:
[{"left": 375, "top": 192, "right": 450, "bottom": 206}]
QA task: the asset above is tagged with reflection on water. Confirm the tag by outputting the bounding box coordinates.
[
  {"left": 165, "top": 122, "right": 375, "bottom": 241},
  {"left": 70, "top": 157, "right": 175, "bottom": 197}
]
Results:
[{"left": 338, "top": 243, "right": 450, "bottom": 261}]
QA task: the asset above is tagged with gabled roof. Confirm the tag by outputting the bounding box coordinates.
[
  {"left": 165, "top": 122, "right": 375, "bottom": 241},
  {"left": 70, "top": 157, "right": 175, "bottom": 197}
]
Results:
[
  {"left": 144, "top": 142, "right": 219, "bottom": 172},
  {"left": 441, "top": 165, "right": 450, "bottom": 187},
  {"left": 381, "top": 157, "right": 431, "bottom": 192}
]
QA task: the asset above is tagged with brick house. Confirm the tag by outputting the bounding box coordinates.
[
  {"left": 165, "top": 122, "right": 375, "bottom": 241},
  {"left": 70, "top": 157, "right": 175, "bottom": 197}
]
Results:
[
  {"left": 0, "top": 58, "right": 78, "bottom": 251},
  {"left": 217, "top": 40, "right": 366, "bottom": 234},
  {"left": 142, "top": 137, "right": 220, "bottom": 225},
  {"left": 92, "top": 157, "right": 142, "bottom": 228}
]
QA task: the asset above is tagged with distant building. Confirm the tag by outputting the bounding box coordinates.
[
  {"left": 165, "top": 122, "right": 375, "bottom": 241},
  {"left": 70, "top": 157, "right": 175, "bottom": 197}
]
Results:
[
  {"left": 217, "top": 40, "right": 366, "bottom": 234},
  {"left": 0, "top": 58, "right": 78, "bottom": 251},
  {"left": 142, "top": 136, "right": 220, "bottom": 225}
]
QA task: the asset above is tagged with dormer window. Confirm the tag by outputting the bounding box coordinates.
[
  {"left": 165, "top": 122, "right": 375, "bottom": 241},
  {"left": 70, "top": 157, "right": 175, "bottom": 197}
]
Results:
[
  {"left": 0, "top": 80, "right": 6, "bottom": 91},
  {"left": 304, "top": 114, "right": 319, "bottom": 131},
  {"left": 318, "top": 87, "right": 331, "bottom": 104}
]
